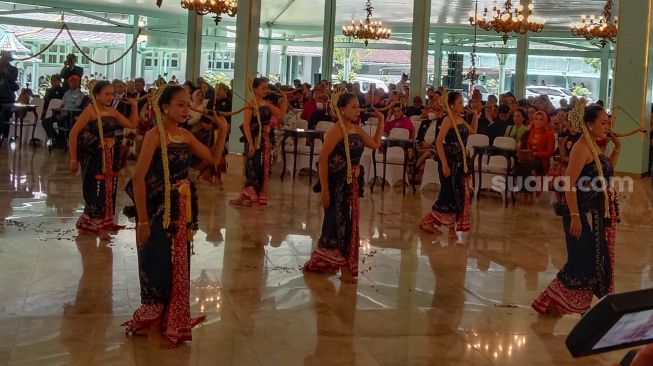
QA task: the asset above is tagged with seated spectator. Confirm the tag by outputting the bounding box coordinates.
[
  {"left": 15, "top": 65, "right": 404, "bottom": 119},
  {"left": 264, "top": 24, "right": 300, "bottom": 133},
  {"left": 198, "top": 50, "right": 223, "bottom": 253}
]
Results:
[
  {"left": 300, "top": 84, "right": 325, "bottom": 121},
  {"left": 486, "top": 104, "right": 511, "bottom": 144},
  {"left": 308, "top": 99, "right": 337, "bottom": 130},
  {"left": 384, "top": 104, "right": 414, "bottom": 139},
  {"left": 505, "top": 108, "right": 529, "bottom": 143},
  {"left": 42, "top": 74, "right": 65, "bottom": 123},
  {"left": 527, "top": 111, "right": 556, "bottom": 175},
  {"left": 405, "top": 96, "right": 425, "bottom": 117},
  {"left": 43, "top": 74, "right": 87, "bottom": 148}
]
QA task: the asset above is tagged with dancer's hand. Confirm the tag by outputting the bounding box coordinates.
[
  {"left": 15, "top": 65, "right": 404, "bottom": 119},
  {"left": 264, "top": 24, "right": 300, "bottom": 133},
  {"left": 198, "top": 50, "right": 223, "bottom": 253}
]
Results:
[
  {"left": 136, "top": 222, "right": 150, "bottom": 247},
  {"left": 321, "top": 190, "right": 330, "bottom": 208},
  {"left": 442, "top": 164, "right": 451, "bottom": 178},
  {"left": 569, "top": 215, "right": 582, "bottom": 239},
  {"left": 247, "top": 145, "right": 255, "bottom": 158},
  {"left": 69, "top": 159, "right": 78, "bottom": 174}
]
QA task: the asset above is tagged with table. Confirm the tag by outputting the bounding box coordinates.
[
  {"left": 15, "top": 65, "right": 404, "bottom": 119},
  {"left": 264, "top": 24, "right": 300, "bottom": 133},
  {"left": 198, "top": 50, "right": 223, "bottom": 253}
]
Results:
[
  {"left": 471, "top": 145, "right": 518, "bottom": 207},
  {"left": 280, "top": 128, "right": 325, "bottom": 184},
  {"left": 0, "top": 103, "right": 39, "bottom": 146},
  {"left": 371, "top": 136, "right": 417, "bottom": 197}
]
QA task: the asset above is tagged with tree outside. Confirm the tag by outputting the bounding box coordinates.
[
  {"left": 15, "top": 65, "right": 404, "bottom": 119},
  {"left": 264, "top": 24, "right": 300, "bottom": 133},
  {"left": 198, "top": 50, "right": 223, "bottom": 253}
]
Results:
[{"left": 333, "top": 36, "right": 372, "bottom": 82}]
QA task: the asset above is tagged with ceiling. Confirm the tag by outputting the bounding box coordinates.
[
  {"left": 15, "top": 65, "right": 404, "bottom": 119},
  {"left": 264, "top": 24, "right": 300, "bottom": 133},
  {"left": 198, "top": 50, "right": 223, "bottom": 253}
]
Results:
[{"left": 3, "top": 0, "right": 617, "bottom": 29}]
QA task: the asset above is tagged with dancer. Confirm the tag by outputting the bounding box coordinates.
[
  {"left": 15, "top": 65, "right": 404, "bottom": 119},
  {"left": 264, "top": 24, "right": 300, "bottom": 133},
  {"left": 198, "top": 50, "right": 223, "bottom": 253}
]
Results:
[
  {"left": 419, "top": 91, "right": 478, "bottom": 240},
  {"left": 69, "top": 80, "right": 138, "bottom": 238},
  {"left": 229, "top": 77, "right": 288, "bottom": 206},
  {"left": 532, "top": 103, "right": 620, "bottom": 315},
  {"left": 122, "top": 85, "right": 228, "bottom": 348},
  {"left": 303, "top": 92, "right": 385, "bottom": 283},
  {"left": 192, "top": 106, "right": 249, "bottom": 184}
]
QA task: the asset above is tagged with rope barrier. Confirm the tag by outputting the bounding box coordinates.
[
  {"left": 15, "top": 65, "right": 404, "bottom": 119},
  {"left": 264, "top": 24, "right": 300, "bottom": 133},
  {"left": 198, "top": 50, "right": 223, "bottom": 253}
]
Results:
[{"left": 13, "top": 23, "right": 142, "bottom": 66}]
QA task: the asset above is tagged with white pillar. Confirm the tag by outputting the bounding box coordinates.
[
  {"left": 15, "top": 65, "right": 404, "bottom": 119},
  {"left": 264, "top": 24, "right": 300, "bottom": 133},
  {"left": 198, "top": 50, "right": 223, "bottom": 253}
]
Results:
[
  {"left": 321, "top": 0, "right": 336, "bottom": 82},
  {"left": 231, "top": 0, "right": 262, "bottom": 153},
  {"left": 409, "top": 0, "right": 432, "bottom": 100},
  {"left": 185, "top": 11, "right": 203, "bottom": 81}
]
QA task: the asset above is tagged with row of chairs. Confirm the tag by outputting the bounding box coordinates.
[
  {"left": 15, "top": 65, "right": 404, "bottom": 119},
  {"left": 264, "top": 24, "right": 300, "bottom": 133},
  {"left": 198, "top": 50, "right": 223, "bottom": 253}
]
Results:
[{"left": 281, "top": 119, "right": 518, "bottom": 204}]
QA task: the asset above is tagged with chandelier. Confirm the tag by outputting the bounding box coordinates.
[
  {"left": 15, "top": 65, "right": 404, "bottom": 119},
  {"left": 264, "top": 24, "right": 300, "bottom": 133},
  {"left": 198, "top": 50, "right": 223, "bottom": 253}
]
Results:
[
  {"left": 466, "top": 1, "right": 480, "bottom": 85},
  {"left": 469, "top": 0, "right": 545, "bottom": 44},
  {"left": 342, "top": 0, "right": 391, "bottom": 47},
  {"left": 156, "top": 0, "right": 237, "bottom": 25},
  {"left": 570, "top": 0, "right": 618, "bottom": 48}
]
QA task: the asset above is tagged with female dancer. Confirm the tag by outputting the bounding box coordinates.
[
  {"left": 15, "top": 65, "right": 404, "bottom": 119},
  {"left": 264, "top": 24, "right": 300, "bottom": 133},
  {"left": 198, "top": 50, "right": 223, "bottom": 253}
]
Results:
[
  {"left": 229, "top": 77, "right": 288, "bottom": 206},
  {"left": 532, "top": 103, "right": 620, "bottom": 315},
  {"left": 192, "top": 106, "right": 249, "bottom": 184},
  {"left": 69, "top": 80, "right": 138, "bottom": 237},
  {"left": 122, "top": 85, "right": 228, "bottom": 347},
  {"left": 304, "top": 92, "right": 384, "bottom": 283},
  {"left": 419, "top": 91, "right": 478, "bottom": 240}
]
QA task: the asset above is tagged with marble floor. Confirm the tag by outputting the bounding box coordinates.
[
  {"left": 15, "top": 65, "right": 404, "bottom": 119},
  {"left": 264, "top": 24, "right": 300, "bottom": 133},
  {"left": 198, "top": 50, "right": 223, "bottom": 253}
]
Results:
[{"left": 1, "top": 146, "right": 652, "bottom": 366}]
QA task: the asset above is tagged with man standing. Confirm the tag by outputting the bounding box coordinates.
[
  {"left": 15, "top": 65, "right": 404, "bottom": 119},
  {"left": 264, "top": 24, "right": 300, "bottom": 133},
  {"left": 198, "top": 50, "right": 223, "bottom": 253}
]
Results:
[
  {"left": 59, "top": 54, "right": 83, "bottom": 92},
  {"left": 0, "top": 51, "right": 19, "bottom": 142},
  {"left": 396, "top": 73, "right": 409, "bottom": 91}
]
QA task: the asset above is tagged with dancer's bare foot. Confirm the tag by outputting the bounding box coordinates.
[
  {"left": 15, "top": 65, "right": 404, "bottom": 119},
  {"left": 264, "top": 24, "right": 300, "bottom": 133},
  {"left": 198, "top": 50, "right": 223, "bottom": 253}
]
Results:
[
  {"left": 133, "top": 327, "right": 149, "bottom": 336},
  {"left": 419, "top": 222, "right": 441, "bottom": 234},
  {"left": 448, "top": 227, "right": 457, "bottom": 241},
  {"left": 148, "top": 325, "right": 177, "bottom": 349},
  {"left": 99, "top": 230, "right": 112, "bottom": 241},
  {"left": 339, "top": 266, "right": 358, "bottom": 285}
]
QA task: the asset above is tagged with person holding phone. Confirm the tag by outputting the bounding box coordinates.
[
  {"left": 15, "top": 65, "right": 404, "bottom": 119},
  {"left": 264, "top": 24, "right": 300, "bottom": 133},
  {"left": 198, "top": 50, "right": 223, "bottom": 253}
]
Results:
[
  {"left": 419, "top": 91, "right": 478, "bottom": 240},
  {"left": 59, "top": 54, "right": 83, "bottom": 92},
  {"left": 532, "top": 103, "right": 620, "bottom": 315}
]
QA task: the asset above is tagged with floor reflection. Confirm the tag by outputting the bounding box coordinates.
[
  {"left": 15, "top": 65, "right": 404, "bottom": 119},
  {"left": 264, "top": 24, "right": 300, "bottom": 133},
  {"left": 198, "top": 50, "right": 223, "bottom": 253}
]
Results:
[{"left": 0, "top": 148, "right": 651, "bottom": 365}]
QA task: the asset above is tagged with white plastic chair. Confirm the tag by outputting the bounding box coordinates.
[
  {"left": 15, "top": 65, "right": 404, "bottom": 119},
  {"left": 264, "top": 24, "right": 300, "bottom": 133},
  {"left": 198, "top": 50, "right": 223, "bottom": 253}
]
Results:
[
  {"left": 18, "top": 98, "right": 45, "bottom": 145},
  {"left": 420, "top": 158, "right": 440, "bottom": 190},
  {"left": 44, "top": 99, "right": 63, "bottom": 120},
  {"left": 475, "top": 136, "right": 517, "bottom": 205},
  {"left": 372, "top": 128, "right": 411, "bottom": 189}
]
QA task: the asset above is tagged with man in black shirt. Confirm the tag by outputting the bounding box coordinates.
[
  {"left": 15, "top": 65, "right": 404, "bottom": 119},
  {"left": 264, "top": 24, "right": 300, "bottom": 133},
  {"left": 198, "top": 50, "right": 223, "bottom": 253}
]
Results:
[
  {"left": 59, "top": 54, "right": 83, "bottom": 92},
  {"left": 41, "top": 74, "right": 65, "bottom": 124},
  {"left": 405, "top": 96, "right": 425, "bottom": 117}
]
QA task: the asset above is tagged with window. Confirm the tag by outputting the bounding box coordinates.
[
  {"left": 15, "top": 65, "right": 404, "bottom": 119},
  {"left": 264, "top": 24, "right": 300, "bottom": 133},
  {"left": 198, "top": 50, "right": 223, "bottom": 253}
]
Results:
[
  {"left": 168, "top": 53, "right": 179, "bottom": 69},
  {"left": 39, "top": 44, "right": 90, "bottom": 66},
  {"left": 207, "top": 51, "right": 234, "bottom": 70},
  {"left": 143, "top": 52, "right": 158, "bottom": 68}
]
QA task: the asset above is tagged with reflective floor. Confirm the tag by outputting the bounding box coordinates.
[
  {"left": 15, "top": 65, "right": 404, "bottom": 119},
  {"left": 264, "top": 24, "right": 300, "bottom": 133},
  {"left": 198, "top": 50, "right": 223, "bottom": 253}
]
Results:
[{"left": 1, "top": 146, "right": 652, "bottom": 366}]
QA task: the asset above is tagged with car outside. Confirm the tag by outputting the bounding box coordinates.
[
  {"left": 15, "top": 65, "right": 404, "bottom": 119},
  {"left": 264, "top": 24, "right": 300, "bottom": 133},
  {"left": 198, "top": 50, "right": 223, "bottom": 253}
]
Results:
[
  {"left": 351, "top": 76, "right": 389, "bottom": 94},
  {"left": 525, "top": 86, "right": 572, "bottom": 108}
]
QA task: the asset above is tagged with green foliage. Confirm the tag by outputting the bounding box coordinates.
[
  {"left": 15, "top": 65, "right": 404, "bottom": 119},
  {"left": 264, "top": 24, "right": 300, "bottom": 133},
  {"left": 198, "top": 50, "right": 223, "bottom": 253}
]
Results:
[
  {"left": 484, "top": 79, "right": 499, "bottom": 95},
  {"left": 583, "top": 58, "right": 601, "bottom": 73},
  {"left": 333, "top": 36, "right": 372, "bottom": 82},
  {"left": 572, "top": 85, "right": 591, "bottom": 97},
  {"left": 203, "top": 70, "right": 230, "bottom": 87}
]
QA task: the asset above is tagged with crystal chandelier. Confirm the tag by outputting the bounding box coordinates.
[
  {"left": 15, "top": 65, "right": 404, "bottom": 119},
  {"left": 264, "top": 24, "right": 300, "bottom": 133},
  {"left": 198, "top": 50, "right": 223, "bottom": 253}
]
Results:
[
  {"left": 342, "top": 0, "right": 391, "bottom": 47},
  {"left": 156, "top": 0, "right": 237, "bottom": 25},
  {"left": 570, "top": 0, "right": 618, "bottom": 48},
  {"left": 468, "top": 0, "right": 545, "bottom": 44}
]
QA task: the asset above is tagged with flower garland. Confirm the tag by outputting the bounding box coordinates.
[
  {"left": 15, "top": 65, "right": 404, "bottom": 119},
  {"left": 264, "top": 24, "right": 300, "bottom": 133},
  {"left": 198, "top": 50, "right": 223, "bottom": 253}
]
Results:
[
  {"left": 152, "top": 85, "right": 173, "bottom": 229},
  {"left": 248, "top": 81, "right": 263, "bottom": 149},
  {"left": 440, "top": 91, "right": 468, "bottom": 174},
  {"left": 329, "top": 86, "right": 353, "bottom": 184},
  {"left": 569, "top": 101, "right": 609, "bottom": 217}
]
